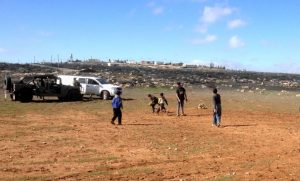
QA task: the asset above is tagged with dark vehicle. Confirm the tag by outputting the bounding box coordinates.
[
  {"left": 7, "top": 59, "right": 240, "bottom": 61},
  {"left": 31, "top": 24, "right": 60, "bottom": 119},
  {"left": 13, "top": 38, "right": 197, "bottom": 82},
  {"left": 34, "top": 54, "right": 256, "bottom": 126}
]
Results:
[{"left": 4, "top": 74, "right": 82, "bottom": 102}]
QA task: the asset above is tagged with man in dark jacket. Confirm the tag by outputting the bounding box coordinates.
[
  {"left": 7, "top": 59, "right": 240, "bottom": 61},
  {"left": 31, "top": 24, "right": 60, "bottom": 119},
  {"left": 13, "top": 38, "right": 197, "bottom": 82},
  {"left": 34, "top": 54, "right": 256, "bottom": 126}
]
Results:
[
  {"left": 148, "top": 94, "right": 158, "bottom": 113},
  {"left": 212, "top": 88, "right": 222, "bottom": 127},
  {"left": 111, "top": 91, "right": 123, "bottom": 125},
  {"left": 176, "top": 82, "right": 188, "bottom": 116}
]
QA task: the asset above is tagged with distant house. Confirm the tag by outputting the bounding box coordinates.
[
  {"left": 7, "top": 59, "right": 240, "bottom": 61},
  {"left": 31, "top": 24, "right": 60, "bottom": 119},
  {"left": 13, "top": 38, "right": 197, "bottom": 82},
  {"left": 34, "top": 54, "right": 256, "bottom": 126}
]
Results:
[
  {"left": 128, "top": 60, "right": 137, "bottom": 64},
  {"left": 107, "top": 62, "right": 119, "bottom": 67},
  {"left": 112, "top": 59, "right": 126, "bottom": 64},
  {"left": 154, "top": 61, "right": 164, "bottom": 65},
  {"left": 141, "top": 60, "right": 155, "bottom": 65},
  {"left": 172, "top": 62, "right": 184, "bottom": 66},
  {"left": 182, "top": 64, "right": 198, "bottom": 68}
]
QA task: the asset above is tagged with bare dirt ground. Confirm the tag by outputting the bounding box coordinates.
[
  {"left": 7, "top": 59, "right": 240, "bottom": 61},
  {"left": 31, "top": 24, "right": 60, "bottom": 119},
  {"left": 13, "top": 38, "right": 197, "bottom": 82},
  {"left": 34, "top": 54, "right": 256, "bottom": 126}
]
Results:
[{"left": 0, "top": 88, "right": 299, "bottom": 181}]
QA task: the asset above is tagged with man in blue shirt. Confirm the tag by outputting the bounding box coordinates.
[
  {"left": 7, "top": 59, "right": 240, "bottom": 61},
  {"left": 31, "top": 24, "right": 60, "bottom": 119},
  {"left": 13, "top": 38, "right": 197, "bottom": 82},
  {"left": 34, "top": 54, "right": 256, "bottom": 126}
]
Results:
[{"left": 111, "top": 90, "right": 123, "bottom": 125}]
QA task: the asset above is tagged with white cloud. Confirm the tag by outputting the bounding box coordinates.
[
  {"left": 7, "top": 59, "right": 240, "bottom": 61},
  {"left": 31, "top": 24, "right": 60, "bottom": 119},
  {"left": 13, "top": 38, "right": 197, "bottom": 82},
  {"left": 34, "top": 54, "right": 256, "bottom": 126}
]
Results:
[
  {"left": 191, "top": 34, "right": 217, "bottom": 45},
  {"left": 201, "top": 6, "right": 234, "bottom": 24},
  {"left": 196, "top": 5, "right": 235, "bottom": 33},
  {"left": 228, "top": 19, "right": 246, "bottom": 29},
  {"left": 229, "top": 36, "right": 245, "bottom": 48}
]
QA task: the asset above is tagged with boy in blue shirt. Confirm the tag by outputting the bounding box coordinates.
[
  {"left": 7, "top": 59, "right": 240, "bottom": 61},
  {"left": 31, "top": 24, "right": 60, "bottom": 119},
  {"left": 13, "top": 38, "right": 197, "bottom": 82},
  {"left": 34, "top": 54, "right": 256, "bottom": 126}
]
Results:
[{"left": 111, "top": 90, "right": 123, "bottom": 125}]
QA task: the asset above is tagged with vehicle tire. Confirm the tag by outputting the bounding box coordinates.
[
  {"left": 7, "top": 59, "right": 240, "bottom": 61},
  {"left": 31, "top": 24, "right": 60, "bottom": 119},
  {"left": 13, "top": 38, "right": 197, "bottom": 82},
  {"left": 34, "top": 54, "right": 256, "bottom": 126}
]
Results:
[
  {"left": 58, "top": 96, "right": 65, "bottom": 102},
  {"left": 67, "top": 89, "right": 82, "bottom": 101},
  {"left": 11, "top": 93, "right": 19, "bottom": 101},
  {"left": 4, "top": 76, "right": 13, "bottom": 91},
  {"left": 19, "top": 88, "right": 33, "bottom": 102},
  {"left": 102, "top": 90, "right": 110, "bottom": 100}
]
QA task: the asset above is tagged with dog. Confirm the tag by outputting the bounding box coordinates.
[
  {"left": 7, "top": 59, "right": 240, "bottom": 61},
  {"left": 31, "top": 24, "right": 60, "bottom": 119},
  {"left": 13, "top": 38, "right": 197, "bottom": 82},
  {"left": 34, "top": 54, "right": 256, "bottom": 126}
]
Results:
[{"left": 198, "top": 103, "right": 208, "bottom": 109}]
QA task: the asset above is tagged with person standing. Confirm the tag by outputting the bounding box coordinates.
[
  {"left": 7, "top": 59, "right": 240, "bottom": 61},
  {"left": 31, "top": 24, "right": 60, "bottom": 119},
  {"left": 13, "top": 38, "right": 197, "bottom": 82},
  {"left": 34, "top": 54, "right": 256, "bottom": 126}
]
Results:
[
  {"left": 176, "top": 82, "right": 188, "bottom": 116},
  {"left": 111, "top": 90, "right": 123, "bottom": 125},
  {"left": 212, "top": 88, "right": 222, "bottom": 127}
]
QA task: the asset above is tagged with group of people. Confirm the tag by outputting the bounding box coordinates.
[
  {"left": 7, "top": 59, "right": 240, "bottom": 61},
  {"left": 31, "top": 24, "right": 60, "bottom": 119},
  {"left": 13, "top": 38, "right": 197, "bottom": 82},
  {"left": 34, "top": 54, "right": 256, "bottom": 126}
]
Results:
[
  {"left": 110, "top": 82, "right": 222, "bottom": 127},
  {"left": 147, "top": 82, "right": 189, "bottom": 116},
  {"left": 147, "top": 93, "right": 168, "bottom": 114}
]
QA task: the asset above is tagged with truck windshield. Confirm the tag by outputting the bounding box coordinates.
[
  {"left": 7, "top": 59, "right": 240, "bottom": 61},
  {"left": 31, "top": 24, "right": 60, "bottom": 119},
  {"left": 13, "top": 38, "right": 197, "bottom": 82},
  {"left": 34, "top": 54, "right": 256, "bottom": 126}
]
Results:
[{"left": 96, "top": 79, "right": 108, "bottom": 84}]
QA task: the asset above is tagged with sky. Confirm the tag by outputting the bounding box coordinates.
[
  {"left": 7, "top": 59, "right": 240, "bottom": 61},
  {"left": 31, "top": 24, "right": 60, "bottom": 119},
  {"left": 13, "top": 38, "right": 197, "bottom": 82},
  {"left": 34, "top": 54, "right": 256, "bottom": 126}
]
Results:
[{"left": 1, "top": 0, "right": 300, "bottom": 74}]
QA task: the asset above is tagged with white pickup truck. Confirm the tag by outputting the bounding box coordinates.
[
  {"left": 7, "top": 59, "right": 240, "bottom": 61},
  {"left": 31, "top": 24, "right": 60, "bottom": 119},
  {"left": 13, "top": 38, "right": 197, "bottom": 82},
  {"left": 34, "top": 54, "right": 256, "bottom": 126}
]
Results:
[{"left": 58, "top": 75, "right": 122, "bottom": 100}]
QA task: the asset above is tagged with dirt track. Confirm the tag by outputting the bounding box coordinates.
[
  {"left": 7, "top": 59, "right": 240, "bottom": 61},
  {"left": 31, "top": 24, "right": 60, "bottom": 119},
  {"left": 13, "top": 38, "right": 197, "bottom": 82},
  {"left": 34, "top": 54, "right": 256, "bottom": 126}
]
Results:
[{"left": 0, "top": 89, "right": 299, "bottom": 180}]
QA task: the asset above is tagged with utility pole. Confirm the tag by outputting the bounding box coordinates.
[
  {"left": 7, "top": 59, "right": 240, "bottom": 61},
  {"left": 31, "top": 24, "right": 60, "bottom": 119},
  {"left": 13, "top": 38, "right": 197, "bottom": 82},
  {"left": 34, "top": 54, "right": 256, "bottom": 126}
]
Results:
[
  {"left": 70, "top": 53, "right": 73, "bottom": 61},
  {"left": 57, "top": 54, "right": 60, "bottom": 70}
]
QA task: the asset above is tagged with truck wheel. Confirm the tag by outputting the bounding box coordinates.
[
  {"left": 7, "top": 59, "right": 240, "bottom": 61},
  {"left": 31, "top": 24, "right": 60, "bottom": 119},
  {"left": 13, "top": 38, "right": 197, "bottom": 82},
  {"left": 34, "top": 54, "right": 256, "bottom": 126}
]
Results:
[
  {"left": 58, "top": 96, "right": 65, "bottom": 102},
  {"left": 19, "top": 89, "right": 33, "bottom": 102},
  {"left": 67, "top": 89, "right": 82, "bottom": 101},
  {"left": 11, "top": 93, "right": 19, "bottom": 101},
  {"left": 4, "top": 76, "right": 13, "bottom": 91},
  {"left": 102, "top": 91, "right": 110, "bottom": 100}
]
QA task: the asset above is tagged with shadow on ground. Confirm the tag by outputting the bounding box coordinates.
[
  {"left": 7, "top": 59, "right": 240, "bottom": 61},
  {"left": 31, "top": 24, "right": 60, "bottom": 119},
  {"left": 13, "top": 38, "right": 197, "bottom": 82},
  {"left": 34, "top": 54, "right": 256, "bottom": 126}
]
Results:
[{"left": 222, "top": 124, "right": 257, "bottom": 128}]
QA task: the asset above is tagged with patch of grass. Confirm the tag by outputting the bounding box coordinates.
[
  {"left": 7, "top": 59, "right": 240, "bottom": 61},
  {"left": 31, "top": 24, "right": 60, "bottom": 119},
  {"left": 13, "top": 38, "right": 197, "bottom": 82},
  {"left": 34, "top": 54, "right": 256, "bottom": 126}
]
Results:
[
  {"left": 189, "top": 145, "right": 211, "bottom": 154},
  {"left": 0, "top": 100, "right": 57, "bottom": 116},
  {"left": 87, "top": 165, "right": 154, "bottom": 176},
  {"left": 73, "top": 157, "right": 104, "bottom": 163},
  {"left": 119, "top": 166, "right": 154, "bottom": 175},
  {"left": 123, "top": 87, "right": 175, "bottom": 112},
  {"left": 150, "top": 140, "right": 179, "bottom": 152},
  {"left": 259, "top": 157, "right": 277, "bottom": 169},
  {"left": 94, "top": 164, "right": 113, "bottom": 170},
  {"left": 32, "top": 125, "right": 75, "bottom": 132},
  {"left": 86, "top": 170, "right": 112, "bottom": 176},
  {"left": 72, "top": 155, "right": 118, "bottom": 163},
  {"left": 125, "top": 87, "right": 172, "bottom": 95},
  {"left": 83, "top": 148, "right": 98, "bottom": 153},
  {"left": 46, "top": 136, "right": 81, "bottom": 147},
  {"left": 15, "top": 130, "right": 30, "bottom": 138},
  {"left": 187, "top": 138, "right": 217, "bottom": 154},
  {"left": 29, "top": 159, "right": 56, "bottom": 165},
  {"left": 241, "top": 161, "right": 255, "bottom": 169},
  {"left": 208, "top": 175, "right": 235, "bottom": 181},
  {"left": 0, "top": 130, "right": 31, "bottom": 141},
  {"left": 106, "top": 155, "right": 118, "bottom": 161},
  {"left": 0, "top": 119, "right": 29, "bottom": 126},
  {"left": 6, "top": 175, "right": 56, "bottom": 181}
]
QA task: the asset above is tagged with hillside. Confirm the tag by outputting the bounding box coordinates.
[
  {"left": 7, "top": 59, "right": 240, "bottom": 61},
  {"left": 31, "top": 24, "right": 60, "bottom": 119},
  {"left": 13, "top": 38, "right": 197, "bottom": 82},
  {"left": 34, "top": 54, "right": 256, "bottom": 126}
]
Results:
[{"left": 1, "top": 62, "right": 300, "bottom": 93}]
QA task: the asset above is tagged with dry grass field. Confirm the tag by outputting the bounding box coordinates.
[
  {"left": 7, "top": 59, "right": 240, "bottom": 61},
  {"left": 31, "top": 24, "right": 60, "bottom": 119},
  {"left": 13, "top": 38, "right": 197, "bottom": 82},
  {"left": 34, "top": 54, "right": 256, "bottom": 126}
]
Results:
[{"left": 0, "top": 87, "right": 299, "bottom": 180}]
